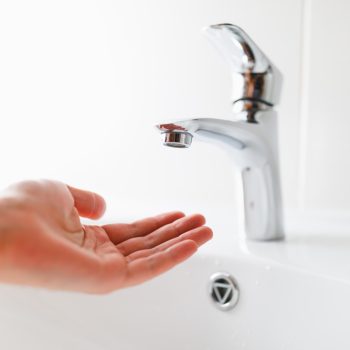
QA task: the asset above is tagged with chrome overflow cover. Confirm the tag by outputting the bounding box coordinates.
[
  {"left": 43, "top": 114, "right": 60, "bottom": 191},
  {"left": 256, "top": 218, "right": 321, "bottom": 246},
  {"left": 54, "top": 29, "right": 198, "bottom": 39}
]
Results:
[{"left": 209, "top": 272, "right": 239, "bottom": 311}]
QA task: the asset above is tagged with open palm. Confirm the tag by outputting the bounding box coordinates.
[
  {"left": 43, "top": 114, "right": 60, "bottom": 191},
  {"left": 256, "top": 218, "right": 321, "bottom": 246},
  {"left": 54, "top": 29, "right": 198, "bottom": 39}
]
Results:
[{"left": 0, "top": 180, "right": 212, "bottom": 293}]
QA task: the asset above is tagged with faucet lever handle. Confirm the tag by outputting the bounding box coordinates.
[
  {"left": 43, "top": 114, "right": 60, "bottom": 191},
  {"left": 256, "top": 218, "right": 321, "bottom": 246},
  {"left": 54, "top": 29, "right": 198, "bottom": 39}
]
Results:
[
  {"left": 204, "top": 23, "right": 280, "bottom": 111},
  {"left": 204, "top": 23, "right": 270, "bottom": 74}
]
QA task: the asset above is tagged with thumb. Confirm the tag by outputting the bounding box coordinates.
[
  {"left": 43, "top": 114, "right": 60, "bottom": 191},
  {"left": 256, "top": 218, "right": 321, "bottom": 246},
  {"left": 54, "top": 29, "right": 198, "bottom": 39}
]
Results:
[{"left": 67, "top": 185, "right": 106, "bottom": 219}]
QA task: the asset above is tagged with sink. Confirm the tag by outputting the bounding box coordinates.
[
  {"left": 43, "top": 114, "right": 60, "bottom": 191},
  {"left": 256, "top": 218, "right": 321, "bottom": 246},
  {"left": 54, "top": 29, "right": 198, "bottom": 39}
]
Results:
[{"left": 0, "top": 208, "right": 349, "bottom": 350}]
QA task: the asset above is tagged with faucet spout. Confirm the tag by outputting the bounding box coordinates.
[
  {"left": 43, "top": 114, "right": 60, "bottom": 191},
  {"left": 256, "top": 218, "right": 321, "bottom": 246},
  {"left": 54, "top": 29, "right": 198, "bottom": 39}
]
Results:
[{"left": 156, "top": 114, "right": 284, "bottom": 241}]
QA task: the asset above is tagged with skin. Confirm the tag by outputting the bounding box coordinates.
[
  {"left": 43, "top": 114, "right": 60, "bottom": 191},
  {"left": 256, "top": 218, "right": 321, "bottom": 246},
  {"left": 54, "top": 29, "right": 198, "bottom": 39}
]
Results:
[{"left": 0, "top": 180, "right": 212, "bottom": 294}]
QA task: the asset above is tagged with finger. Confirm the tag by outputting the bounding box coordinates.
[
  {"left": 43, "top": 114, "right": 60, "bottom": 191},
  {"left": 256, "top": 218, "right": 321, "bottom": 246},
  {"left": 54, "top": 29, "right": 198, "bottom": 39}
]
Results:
[
  {"left": 102, "top": 211, "right": 185, "bottom": 244},
  {"left": 116, "top": 214, "right": 205, "bottom": 256},
  {"left": 68, "top": 185, "right": 106, "bottom": 219},
  {"left": 126, "top": 226, "right": 213, "bottom": 262},
  {"left": 124, "top": 240, "right": 197, "bottom": 287}
]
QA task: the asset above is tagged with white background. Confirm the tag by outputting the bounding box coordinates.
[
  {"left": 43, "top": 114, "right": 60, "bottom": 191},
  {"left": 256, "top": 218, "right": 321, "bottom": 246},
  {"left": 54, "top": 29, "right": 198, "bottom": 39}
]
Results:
[{"left": 0, "top": 0, "right": 348, "bottom": 222}]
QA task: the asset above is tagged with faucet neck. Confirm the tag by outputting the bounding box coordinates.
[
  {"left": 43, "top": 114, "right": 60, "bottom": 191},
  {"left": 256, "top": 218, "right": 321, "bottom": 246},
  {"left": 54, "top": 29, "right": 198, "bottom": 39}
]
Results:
[{"left": 231, "top": 70, "right": 275, "bottom": 114}]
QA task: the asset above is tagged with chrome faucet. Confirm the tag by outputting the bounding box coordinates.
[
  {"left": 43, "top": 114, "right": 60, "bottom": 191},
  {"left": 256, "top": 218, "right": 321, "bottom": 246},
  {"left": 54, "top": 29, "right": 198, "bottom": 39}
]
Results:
[{"left": 155, "top": 24, "right": 284, "bottom": 241}]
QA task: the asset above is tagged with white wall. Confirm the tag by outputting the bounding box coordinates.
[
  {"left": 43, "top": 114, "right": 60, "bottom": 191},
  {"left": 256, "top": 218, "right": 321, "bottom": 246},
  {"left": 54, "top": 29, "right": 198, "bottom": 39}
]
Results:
[
  {"left": 301, "top": 0, "right": 350, "bottom": 214},
  {"left": 0, "top": 0, "right": 347, "bottom": 222}
]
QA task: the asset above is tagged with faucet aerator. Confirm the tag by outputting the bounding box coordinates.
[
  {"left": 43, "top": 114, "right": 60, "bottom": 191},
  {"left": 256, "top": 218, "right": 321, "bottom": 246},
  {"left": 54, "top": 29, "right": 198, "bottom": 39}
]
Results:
[{"left": 162, "top": 131, "right": 193, "bottom": 148}]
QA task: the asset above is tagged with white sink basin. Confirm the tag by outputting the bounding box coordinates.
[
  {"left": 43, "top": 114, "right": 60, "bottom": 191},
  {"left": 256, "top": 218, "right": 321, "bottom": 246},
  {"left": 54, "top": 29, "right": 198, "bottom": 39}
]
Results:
[{"left": 0, "top": 209, "right": 349, "bottom": 350}]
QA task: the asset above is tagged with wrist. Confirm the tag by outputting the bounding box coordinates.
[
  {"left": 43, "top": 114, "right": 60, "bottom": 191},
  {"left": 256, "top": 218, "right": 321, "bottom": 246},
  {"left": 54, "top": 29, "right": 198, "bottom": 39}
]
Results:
[{"left": 0, "top": 194, "right": 32, "bottom": 266}]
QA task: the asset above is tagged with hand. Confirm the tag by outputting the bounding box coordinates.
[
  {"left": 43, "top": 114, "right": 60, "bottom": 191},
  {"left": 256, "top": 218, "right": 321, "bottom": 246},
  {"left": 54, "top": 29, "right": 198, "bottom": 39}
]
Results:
[{"left": 0, "top": 180, "right": 212, "bottom": 293}]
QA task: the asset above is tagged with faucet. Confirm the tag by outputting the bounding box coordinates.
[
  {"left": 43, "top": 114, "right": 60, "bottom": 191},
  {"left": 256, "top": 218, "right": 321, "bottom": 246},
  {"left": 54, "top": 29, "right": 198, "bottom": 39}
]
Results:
[{"left": 155, "top": 23, "right": 284, "bottom": 241}]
